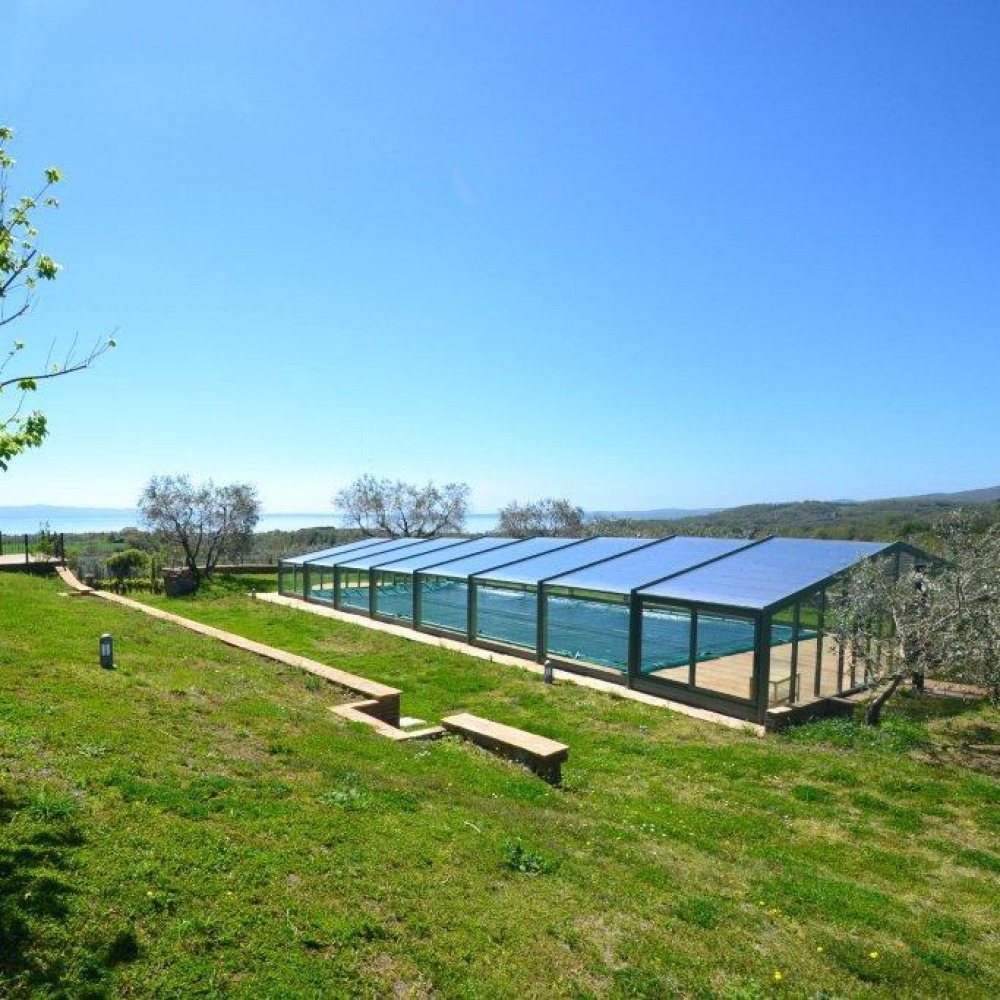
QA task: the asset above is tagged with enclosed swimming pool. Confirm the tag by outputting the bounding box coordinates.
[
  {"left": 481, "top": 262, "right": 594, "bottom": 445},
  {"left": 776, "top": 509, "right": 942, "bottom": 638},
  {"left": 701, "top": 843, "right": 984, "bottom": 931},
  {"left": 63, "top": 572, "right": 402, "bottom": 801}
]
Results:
[{"left": 279, "top": 533, "right": 924, "bottom": 724}]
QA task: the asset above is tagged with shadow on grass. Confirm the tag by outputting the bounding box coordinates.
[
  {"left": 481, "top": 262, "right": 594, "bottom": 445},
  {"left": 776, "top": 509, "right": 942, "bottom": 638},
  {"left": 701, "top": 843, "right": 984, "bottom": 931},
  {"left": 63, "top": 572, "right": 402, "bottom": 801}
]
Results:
[
  {"left": 891, "top": 688, "right": 986, "bottom": 724},
  {"left": 0, "top": 786, "right": 133, "bottom": 996},
  {"left": 168, "top": 572, "right": 278, "bottom": 602}
]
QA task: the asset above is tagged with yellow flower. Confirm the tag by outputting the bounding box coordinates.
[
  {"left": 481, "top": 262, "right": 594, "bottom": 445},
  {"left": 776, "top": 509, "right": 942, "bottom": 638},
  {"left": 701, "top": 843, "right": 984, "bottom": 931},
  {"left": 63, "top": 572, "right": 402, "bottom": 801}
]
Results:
[
  {"left": 816, "top": 945, "right": 824, "bottom": 953},
  {"left": 773, "top": 971, "right": 783, "bottom": 982},
  {"left": 869, "top": 950, "right": 879, "bottom": 959},
  {"left": 146, "top": 890, "right": 154, "bottom": 897}
]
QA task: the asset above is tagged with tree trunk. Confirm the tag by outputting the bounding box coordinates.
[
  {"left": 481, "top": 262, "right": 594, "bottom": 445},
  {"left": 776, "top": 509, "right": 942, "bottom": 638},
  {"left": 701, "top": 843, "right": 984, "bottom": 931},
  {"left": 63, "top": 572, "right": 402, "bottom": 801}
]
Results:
[{"left": 865, "top": 673, "right": 905, "bottom": 726}]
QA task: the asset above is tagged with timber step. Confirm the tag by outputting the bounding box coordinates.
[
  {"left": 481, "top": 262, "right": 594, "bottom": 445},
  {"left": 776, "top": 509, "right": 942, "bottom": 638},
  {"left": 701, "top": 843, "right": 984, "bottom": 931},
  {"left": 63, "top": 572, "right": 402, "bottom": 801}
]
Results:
[
  {"left": 441, "top": 712, "right": 569, "bottom": 784},
  {"left": 330, "top": 701, "right": 445, "bottom": 742}
]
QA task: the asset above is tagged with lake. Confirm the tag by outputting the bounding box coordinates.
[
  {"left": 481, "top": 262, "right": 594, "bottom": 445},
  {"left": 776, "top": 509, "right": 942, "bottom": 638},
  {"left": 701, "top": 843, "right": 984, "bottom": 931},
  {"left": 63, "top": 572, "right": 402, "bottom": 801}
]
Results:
[{"left": 0, "top": 507, "right": 500, "bottom": 535}]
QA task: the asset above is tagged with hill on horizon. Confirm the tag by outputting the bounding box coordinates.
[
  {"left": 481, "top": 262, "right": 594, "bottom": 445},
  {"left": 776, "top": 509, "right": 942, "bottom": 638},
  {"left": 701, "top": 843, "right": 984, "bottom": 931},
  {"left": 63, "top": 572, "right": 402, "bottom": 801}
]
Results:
[{"left": 600, "top": 483, "right": 1000, "bottom": 545}]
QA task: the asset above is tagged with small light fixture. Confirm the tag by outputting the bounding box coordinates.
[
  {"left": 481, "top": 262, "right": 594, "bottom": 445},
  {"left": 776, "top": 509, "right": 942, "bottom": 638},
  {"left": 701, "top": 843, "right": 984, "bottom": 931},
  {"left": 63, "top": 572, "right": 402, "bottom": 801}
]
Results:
[
  {"left": 99, "top": 633, "right": 114, "bottom": 669},
  {"left": 543, "top": 660, "right": 554, "bottom": 685}
]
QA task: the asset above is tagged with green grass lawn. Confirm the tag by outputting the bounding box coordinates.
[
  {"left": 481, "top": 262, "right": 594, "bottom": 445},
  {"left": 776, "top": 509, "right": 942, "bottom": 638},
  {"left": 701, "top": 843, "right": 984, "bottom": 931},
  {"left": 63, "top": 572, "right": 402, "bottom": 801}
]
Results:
[{"left": 2, "top": 572, "right": 999, "bottom": 998}]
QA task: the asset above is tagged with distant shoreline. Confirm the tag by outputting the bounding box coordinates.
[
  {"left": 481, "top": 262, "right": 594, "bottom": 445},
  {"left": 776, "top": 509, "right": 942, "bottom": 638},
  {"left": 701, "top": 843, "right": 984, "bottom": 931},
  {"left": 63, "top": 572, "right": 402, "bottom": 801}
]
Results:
[{"left": 0, "top": 507, "right": 501, "bottom": 535}]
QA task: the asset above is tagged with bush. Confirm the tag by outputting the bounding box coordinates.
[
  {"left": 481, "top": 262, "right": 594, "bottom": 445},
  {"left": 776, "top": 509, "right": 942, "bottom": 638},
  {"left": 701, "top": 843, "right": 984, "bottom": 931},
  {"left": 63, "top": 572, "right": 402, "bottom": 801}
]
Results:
[{"left": 104, "top": 548, "right": 150, "bottom": 581}]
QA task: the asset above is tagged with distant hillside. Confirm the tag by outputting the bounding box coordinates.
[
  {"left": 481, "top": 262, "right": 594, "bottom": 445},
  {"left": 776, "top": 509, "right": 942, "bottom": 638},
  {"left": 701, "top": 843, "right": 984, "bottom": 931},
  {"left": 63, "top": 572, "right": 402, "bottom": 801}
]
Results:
[
  {"left": 593, "top": 485, "right": 1000, "bottom": 547},
  {"left": 897, "top": 485, "right": 1000, "bottom": 504}
]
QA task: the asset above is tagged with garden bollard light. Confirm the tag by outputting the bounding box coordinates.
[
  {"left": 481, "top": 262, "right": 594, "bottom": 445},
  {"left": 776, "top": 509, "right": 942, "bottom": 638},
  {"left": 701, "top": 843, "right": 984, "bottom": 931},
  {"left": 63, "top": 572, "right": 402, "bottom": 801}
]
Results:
[{"left": 99, "top": 633, "right": 114, "bottom": 669}]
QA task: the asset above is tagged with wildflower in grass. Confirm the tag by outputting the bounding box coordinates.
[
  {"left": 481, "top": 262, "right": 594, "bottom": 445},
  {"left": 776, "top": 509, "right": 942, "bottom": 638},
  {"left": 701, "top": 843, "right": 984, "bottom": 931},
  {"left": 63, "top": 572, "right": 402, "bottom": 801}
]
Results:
[
  {"left": 773, "top": 970, "right": 783, "bottom": 982},
  {"left": 869, "top": 950, "right": 879, "bottom": 959},
  {"left": 816, "top": 945, "right": 824, "bottom": 953}
]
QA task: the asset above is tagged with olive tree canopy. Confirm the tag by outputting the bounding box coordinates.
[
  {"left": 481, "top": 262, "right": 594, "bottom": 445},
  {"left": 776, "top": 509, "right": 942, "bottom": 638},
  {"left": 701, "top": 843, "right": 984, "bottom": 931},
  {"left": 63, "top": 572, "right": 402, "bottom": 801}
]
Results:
[
  {"left": 334, "top": 474, "right": 469, "bottom": 537},
  {"left": 833, "top": 513, "right": 1000, "bottom": 724},
  {"left": 1, "top": 125, "right": 114, "bottom": 470},
  {"left": 138, "top": 475, "right": 261, "bottom": 584},
  {"left": 498, "top": 497, "right": 586, "bottom": 538}
]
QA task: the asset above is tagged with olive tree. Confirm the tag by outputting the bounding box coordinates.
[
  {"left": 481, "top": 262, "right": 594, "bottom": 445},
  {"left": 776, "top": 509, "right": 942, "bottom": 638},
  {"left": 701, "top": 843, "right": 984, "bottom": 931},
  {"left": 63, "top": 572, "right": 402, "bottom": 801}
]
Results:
[
  {"left": 1, "top": 125, "right": 114, "bottom": 470},
  {"left": 833, "top": 514, "right": 1000, "bottom": 724},
  {"left": 138, "top": 475, "right": 261, "bottom": 585},
  {"left": 498, "top": 497, "right": 586, "bottom": 538},
  {"left": 334, "top": 474, "right": 469, "bottom": 537}
]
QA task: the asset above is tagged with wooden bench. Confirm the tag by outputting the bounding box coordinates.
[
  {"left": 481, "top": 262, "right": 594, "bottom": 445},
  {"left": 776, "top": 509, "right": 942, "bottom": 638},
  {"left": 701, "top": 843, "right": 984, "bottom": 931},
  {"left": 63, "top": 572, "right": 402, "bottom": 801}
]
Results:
[{"left": 441, "top": 713, "right": 569, "bottom": 784}]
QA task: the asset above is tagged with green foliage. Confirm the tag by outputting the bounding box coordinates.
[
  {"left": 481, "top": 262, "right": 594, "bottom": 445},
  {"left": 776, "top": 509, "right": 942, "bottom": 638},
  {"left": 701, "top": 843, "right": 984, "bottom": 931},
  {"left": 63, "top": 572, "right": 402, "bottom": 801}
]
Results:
[
  {"left": 498, "top": 497, "right": 585, "bottom": 538},
  {"left": 138, "top": 475, "right": 261, "bottom": 584},
  {"left": 499, "top": 839, "right": 558, "bottom": 875},
  {"left": 1, "top": 124, "right": 114, "bottom": 472},
  {"left": 104, "top": 548, "right": 150, "bottom": 580}
]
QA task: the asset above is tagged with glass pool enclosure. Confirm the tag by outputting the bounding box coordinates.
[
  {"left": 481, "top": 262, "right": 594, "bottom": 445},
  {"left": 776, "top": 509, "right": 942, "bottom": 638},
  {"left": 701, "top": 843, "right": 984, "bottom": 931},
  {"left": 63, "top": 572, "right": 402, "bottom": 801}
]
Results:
[{"left": 279, "top": 534, "right": 926, "bottom": 724}]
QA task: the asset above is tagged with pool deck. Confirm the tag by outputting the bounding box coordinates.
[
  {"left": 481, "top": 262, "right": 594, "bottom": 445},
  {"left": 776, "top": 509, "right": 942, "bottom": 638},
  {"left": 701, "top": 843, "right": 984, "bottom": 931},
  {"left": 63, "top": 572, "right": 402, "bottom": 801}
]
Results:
[
  {"left": 0, "top": 553, "right": 61, "bottom": 568},
  {"left": 256, "top": 591, "right": 765, "bottom": 734}
]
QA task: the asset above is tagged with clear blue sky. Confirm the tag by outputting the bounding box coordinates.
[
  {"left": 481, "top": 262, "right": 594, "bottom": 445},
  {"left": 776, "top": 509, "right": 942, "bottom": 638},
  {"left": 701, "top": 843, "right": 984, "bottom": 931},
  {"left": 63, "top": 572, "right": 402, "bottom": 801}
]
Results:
[{"left": 2, "top": 1, "right": 998, "bottom": 513}]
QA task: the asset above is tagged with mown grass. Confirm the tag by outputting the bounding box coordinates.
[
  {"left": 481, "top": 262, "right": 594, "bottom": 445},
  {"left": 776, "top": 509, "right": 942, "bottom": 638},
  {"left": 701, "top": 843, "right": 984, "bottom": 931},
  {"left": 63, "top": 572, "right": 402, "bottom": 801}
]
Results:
[{"left": 1, "top": 571, "right": 999, "bottom": 998}]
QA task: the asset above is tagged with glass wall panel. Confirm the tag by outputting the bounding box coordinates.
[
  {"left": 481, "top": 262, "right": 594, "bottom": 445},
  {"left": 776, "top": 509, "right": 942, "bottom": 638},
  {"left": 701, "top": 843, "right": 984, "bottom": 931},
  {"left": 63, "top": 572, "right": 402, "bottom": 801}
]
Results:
[
  {"left": 545, "top": 589, "right": 629, "bottom": 672},
  {"left": 822, "top": 582, "right": 866, "bottom": 694},
  {"left": 419, "top": 575, "right": 468, "bottom": 634},
  {"left": 639, "top": 604, "right": 693, "bottom": 681},
  {"left": 794, "top": 588, "right": 849, "bottom": 698},
  {"left": 694, "top": 611, "right": 758, "bottom": 700},
  {"left": 279, "top": 562, "right": 301, "bottom": 597},
  {"left": 309, "top": 564, "right": 334, "bottom": 603},
  {"left": 768, "top": 605, "right": 797, "bottom": 705},
  {"left": 475, "top": 583, "right": 537, "bottom": 650},
  {"left": 796, "top": 592, "right": 822, "bottom": 698},
  {"left": 340, "top": 568, "right": 369, "bottom": 613},
  {"left": 374, "top": 570, "right": 415, "bottom": 622}
]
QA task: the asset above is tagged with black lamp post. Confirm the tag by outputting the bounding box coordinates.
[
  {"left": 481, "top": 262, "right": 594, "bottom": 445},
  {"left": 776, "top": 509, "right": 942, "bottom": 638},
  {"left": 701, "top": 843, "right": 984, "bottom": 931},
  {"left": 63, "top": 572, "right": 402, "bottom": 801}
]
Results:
[{"left": 99, "top": 633, "right": 114, "bottom": 669}]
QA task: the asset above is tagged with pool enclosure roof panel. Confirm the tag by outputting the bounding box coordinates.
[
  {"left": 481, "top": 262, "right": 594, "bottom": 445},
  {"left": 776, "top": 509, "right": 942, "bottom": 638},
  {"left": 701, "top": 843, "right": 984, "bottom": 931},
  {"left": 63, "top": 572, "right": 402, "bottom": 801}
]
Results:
[
  {"left": 419, "top": 537, "right": 577, "bottom": 580},
  {"left": 641, "top": 537, "right": 892, "bottom": 611},
  {"left": 285, "top": 537, "right": 400, "bottom": 565},
  {"left": 547, "top": 536, "right": 750, "bottom": 594},
  {"left": 477, "top": 536, "right": 654, "bottom": 586},
  {"left": 377, "top": 536, "right": 517, "bottom": 573},
  {"left": 303, "top": 536, "right": 426, "bottom": 567},
  {"left": 339, "top": 536, "right": 473, "bottom": 570}
]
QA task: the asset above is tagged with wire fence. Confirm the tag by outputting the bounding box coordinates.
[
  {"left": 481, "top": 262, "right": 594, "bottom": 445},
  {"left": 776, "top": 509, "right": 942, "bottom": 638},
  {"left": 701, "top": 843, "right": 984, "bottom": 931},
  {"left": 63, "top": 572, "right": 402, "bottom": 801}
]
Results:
[{"left": 0, "top": 530, "right": 65, "bottom": 563}]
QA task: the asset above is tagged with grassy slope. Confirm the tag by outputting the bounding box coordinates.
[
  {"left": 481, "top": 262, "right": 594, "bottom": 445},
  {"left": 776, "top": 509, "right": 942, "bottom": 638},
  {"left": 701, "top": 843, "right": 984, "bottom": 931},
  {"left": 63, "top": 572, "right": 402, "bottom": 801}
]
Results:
[{"left": 1, "top": 573, "right": 998, "bottom": 998}]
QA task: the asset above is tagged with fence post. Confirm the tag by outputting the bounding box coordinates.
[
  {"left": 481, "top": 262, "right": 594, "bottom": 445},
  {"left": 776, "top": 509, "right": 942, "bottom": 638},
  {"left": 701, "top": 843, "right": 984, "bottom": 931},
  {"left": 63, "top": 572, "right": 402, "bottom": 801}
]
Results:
[
  {"left": 24, "top": 533, "right": 29, "bottom": 565},
  {"left": 60, "top": 533, "right": 66, "bottom": 565}
]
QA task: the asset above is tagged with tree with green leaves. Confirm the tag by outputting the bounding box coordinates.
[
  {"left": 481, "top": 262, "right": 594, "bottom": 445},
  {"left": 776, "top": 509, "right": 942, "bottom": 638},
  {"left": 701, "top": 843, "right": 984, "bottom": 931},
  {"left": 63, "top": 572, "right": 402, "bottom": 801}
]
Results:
[
  {"left": 334, "top": 475, "right": 469, "bottom": 537},
  {"left": 1, "top": 125, "right": 114, "bottom": 470},
  {"left": 833, "top": 513, "right": 1000, "bottom": 724},
  {"left": 138, "top": 475, "right": 261, "bottom": 586},
  {"left": 497, "top": 497, "right": 586, "bottom": 538}
]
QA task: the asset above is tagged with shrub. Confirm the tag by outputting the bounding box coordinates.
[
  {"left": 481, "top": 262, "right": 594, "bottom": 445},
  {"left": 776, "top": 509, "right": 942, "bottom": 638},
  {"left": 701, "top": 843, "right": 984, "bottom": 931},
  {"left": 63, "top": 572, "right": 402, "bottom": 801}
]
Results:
[
  {"left": 500, "top": 839, "right": 557, "bottom": 875},
  {"left": 104, "top": 548, "right": 150, "bottom": 581}
]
